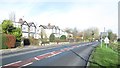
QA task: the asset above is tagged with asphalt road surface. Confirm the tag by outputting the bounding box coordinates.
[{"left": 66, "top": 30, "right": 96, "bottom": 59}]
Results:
[{"left": 1, "top": 42, "right": 99, "bottom": 68}]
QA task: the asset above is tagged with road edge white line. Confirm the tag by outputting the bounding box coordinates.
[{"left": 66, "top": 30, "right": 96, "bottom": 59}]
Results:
[{"left": 4, "top": 61, "right": 22, "bottom": 66}]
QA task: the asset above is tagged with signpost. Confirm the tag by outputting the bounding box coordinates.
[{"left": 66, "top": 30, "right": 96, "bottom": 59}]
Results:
[
  {"left": 100, "top": 31, "right": 108, "bottom": 48},
  {"left": 104, "top": 37, "right": 109, "bottom": 48}
]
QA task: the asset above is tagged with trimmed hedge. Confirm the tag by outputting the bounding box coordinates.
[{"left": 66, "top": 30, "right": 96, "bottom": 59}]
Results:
[
  {"left": 49, "top": 33, "right": 55, "bottom": 42},
  {"left": 0, "top": 34, "right": 16, "bottom": 49},
  {"left": 5, "top": 34, "right": 16, "bottom": 48},
  {"left": 0, "top": 34, "right": 8, "bottom": 49},
  {"left": 60, "top": 35, "right": 66, "bottom": 41}
]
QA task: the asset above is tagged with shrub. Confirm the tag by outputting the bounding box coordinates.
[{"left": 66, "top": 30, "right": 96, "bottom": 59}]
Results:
[
  {"left": 49, "top": 33, "right": 55, "bottom": 42},
  {"left": 60, "top": 35, "right": 66, "bottom": 41},
  {"left": 0, "top": 34, "right": 16, "bottom": 49},
  {"left": 29, "top": 37, "right": 39, "bottom": 45},
  {"left": 0, "top": 34, "right": 8, "bottom": 49},
  {"left": 12, "top": 27, "right": 22, "bottom": 42},
  {"left": 5, "top": 34, "right": 16, "bottom": 48}
]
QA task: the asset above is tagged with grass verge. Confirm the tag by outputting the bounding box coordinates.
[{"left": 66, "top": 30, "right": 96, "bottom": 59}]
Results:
[{"left": 89, "top": 42, "right": 120, "bottom": 68}]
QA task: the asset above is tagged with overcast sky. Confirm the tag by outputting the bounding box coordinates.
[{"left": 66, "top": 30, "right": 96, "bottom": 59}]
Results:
[{"left": 0, "top": 0, "right": 119, "bottom": 35}]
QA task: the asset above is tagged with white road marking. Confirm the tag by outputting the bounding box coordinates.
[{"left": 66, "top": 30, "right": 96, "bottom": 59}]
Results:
[
  {"left": 2, "top": 47, "right": 57, "bottom": 59},
  {"left": 4, "top": 61, "right": 22, "bottom": 66},
  {"left": 2, "top": 43, "right": 92, "bottom": 67},
  {"left": 22, "top": 62, "right": 33, "bottom": 67},
  {"left": 34, "top": 57, "right": 39, "bottom": 60}
]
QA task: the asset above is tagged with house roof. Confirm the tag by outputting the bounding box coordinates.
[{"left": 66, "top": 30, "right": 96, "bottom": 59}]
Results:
[
  {"left": 39, "top": 24, "right": 60, "bottom": 30},
  {"left": 21, "top": 21, "right": 29, "bottom": 26},
  {"left": 39, "top": 25, "right": 48, "bottom": 29},
  {"left": 28, "top": 22, "right": 36, "bottom": 28}
]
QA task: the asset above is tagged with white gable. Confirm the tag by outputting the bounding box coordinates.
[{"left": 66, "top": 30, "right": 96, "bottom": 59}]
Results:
[{"left": 22, "top": 25, "right": 28, "bottom": 32}]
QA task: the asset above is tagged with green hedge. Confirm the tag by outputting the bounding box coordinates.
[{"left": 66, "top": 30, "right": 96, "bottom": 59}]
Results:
[
  {"left": 49, "top": 33, "right": 55, "bottom": 42},
  {"left": 0, "top": 34, "right": 16, "bottom": 49},
  {"left": 60, "top": 35, "right": 66, "bottom": 41},
  {"left": 0, "top": 34, "right": 8, "bottom": 49}
]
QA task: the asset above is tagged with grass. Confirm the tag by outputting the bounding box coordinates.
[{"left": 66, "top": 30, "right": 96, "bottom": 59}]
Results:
[{"left": 89, "top": 42, "right": 119, "bottom": 68}]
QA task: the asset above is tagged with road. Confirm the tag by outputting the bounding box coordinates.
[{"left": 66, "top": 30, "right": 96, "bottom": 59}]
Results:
[{"left": 1, "top": 42, "right": 99, "bottom": 68}]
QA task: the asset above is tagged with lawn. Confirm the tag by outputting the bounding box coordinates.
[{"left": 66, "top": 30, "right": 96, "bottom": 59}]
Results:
[{"left": 89, "top": 42, "right": 119, "bottom": 68}]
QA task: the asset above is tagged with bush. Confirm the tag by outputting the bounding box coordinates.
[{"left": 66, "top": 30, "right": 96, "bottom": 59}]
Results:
[
  {"left": 60, "top": 35, "right": 66, "bottom": 41},
  {"left": 12, "top": 27, "right": 22, "bottom": 42},
  {"left": 5, "top": 34, "right": 16, "bottom": 48},
  {"left": 49, "top": 33, "right": 55, "bottom": 42},
  {"left": 0, "top": 34, "right": 8, "bottom": 49},
  {"left": 0, "top": 34, "right": 16, "bottom": 49},
  {"left": 29, "top": 37, "right": 39, "bottom": 45}
]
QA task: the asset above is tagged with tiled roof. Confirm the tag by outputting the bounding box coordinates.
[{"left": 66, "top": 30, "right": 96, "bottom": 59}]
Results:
[
  {"left": 28, "top": 22, "right": 36, "bottom": 28},
  {"left": 39, "top": 25, "right": 47, "bottom": 29},
  {"left": 39, "top": 24, "right": 61, "bottom": 30},
  {"left": 21, "top": 21, "right": 29, "bottom": 26}
]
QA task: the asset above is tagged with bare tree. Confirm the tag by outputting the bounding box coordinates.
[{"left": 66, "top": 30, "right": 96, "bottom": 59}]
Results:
[{"left": 9, "top": 11, "right": 16, "bottom": 22}]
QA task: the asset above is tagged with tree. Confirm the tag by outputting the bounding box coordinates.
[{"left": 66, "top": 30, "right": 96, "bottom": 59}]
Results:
[
  {"left": 40, "top": 28, "right": 47, "bottom": 41},
  {"left": 49, "top": 33, "right": 55, "bottom": 42},
  {"left": 64, "top": 28, "right": 72, "bottom": 33},
  {"left": 1, "top": 20, "right": 22, "bottom": 41},
  {"left": 2, "top": 20, "right": 13, "bottom": 34},
  {"left": 83, "top": 27, "right": 99, "bottom": 41},
  {"left": 60, "top": 35, "right": 66, "bottom": 40},
  {"left": 12, "top": 27, "right": 22, "bottom": 41},
  {"left": 107, "top": 30, "right": 117, "bottom": 42},
  {"left": 72, "top": 27, "right": 78, "bottom": 38}
]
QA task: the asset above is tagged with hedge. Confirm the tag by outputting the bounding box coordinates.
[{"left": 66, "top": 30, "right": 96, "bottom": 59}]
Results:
[
  {"left": 49, "top": 33, "right": 55, "bottom": 42},
  {"left": 0, "top": 34, "right": 8, "bottom": 49},
  {"left": 60, "top": 35, "right": 66, "bottom": 41},
  {"left": 5, "top": 34, "right": 16, "bottom": 48},
  {"left": 0, "top": 34, "right": 16, "bottom": 49}
]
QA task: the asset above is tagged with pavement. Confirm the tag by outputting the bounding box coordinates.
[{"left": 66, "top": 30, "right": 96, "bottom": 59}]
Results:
[{"left": 1, "top": 41, "right": 99, "bottom": 68}]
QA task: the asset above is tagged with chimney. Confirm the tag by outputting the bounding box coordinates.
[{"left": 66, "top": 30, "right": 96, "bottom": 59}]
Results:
[{"left": 19, "top": 18, "right": 23, "bottom": 23}]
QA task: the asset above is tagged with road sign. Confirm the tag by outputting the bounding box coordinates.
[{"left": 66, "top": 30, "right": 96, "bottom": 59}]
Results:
[
  {"left": 104, "top": 37, "right": 109, "bottom": 44},
  {"left": 104, "top": 37, "right": 109, "bottom": 48}
]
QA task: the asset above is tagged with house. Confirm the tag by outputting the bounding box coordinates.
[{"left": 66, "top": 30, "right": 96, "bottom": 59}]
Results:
[
  {"left": 21, "top": 21, "right": 29, "bottom": 38},
  {"left": 13, "top": 18, "right": 30, "bottom": 38},
  {"left": 13, "top": 18, "right": 23, "bottom": 28},
  {"left": 38, "top": 23, "right": 61, "bottom": 41},
  {"left": 28, "top": 22, "right": 36, "bottom": 38},
  {"left": 35, "top": 25, "right": 42, "bottom": 39}
]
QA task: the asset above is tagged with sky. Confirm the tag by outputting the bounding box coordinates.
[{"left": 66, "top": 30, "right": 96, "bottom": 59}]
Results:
[{"left": 0, "top": 0, "right": 119, "bottom": 35}]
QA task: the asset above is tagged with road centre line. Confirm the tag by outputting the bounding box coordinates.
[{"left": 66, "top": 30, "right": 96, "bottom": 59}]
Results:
[{"left": 4, "top": 61, "right": 22, "bottom": 66}]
